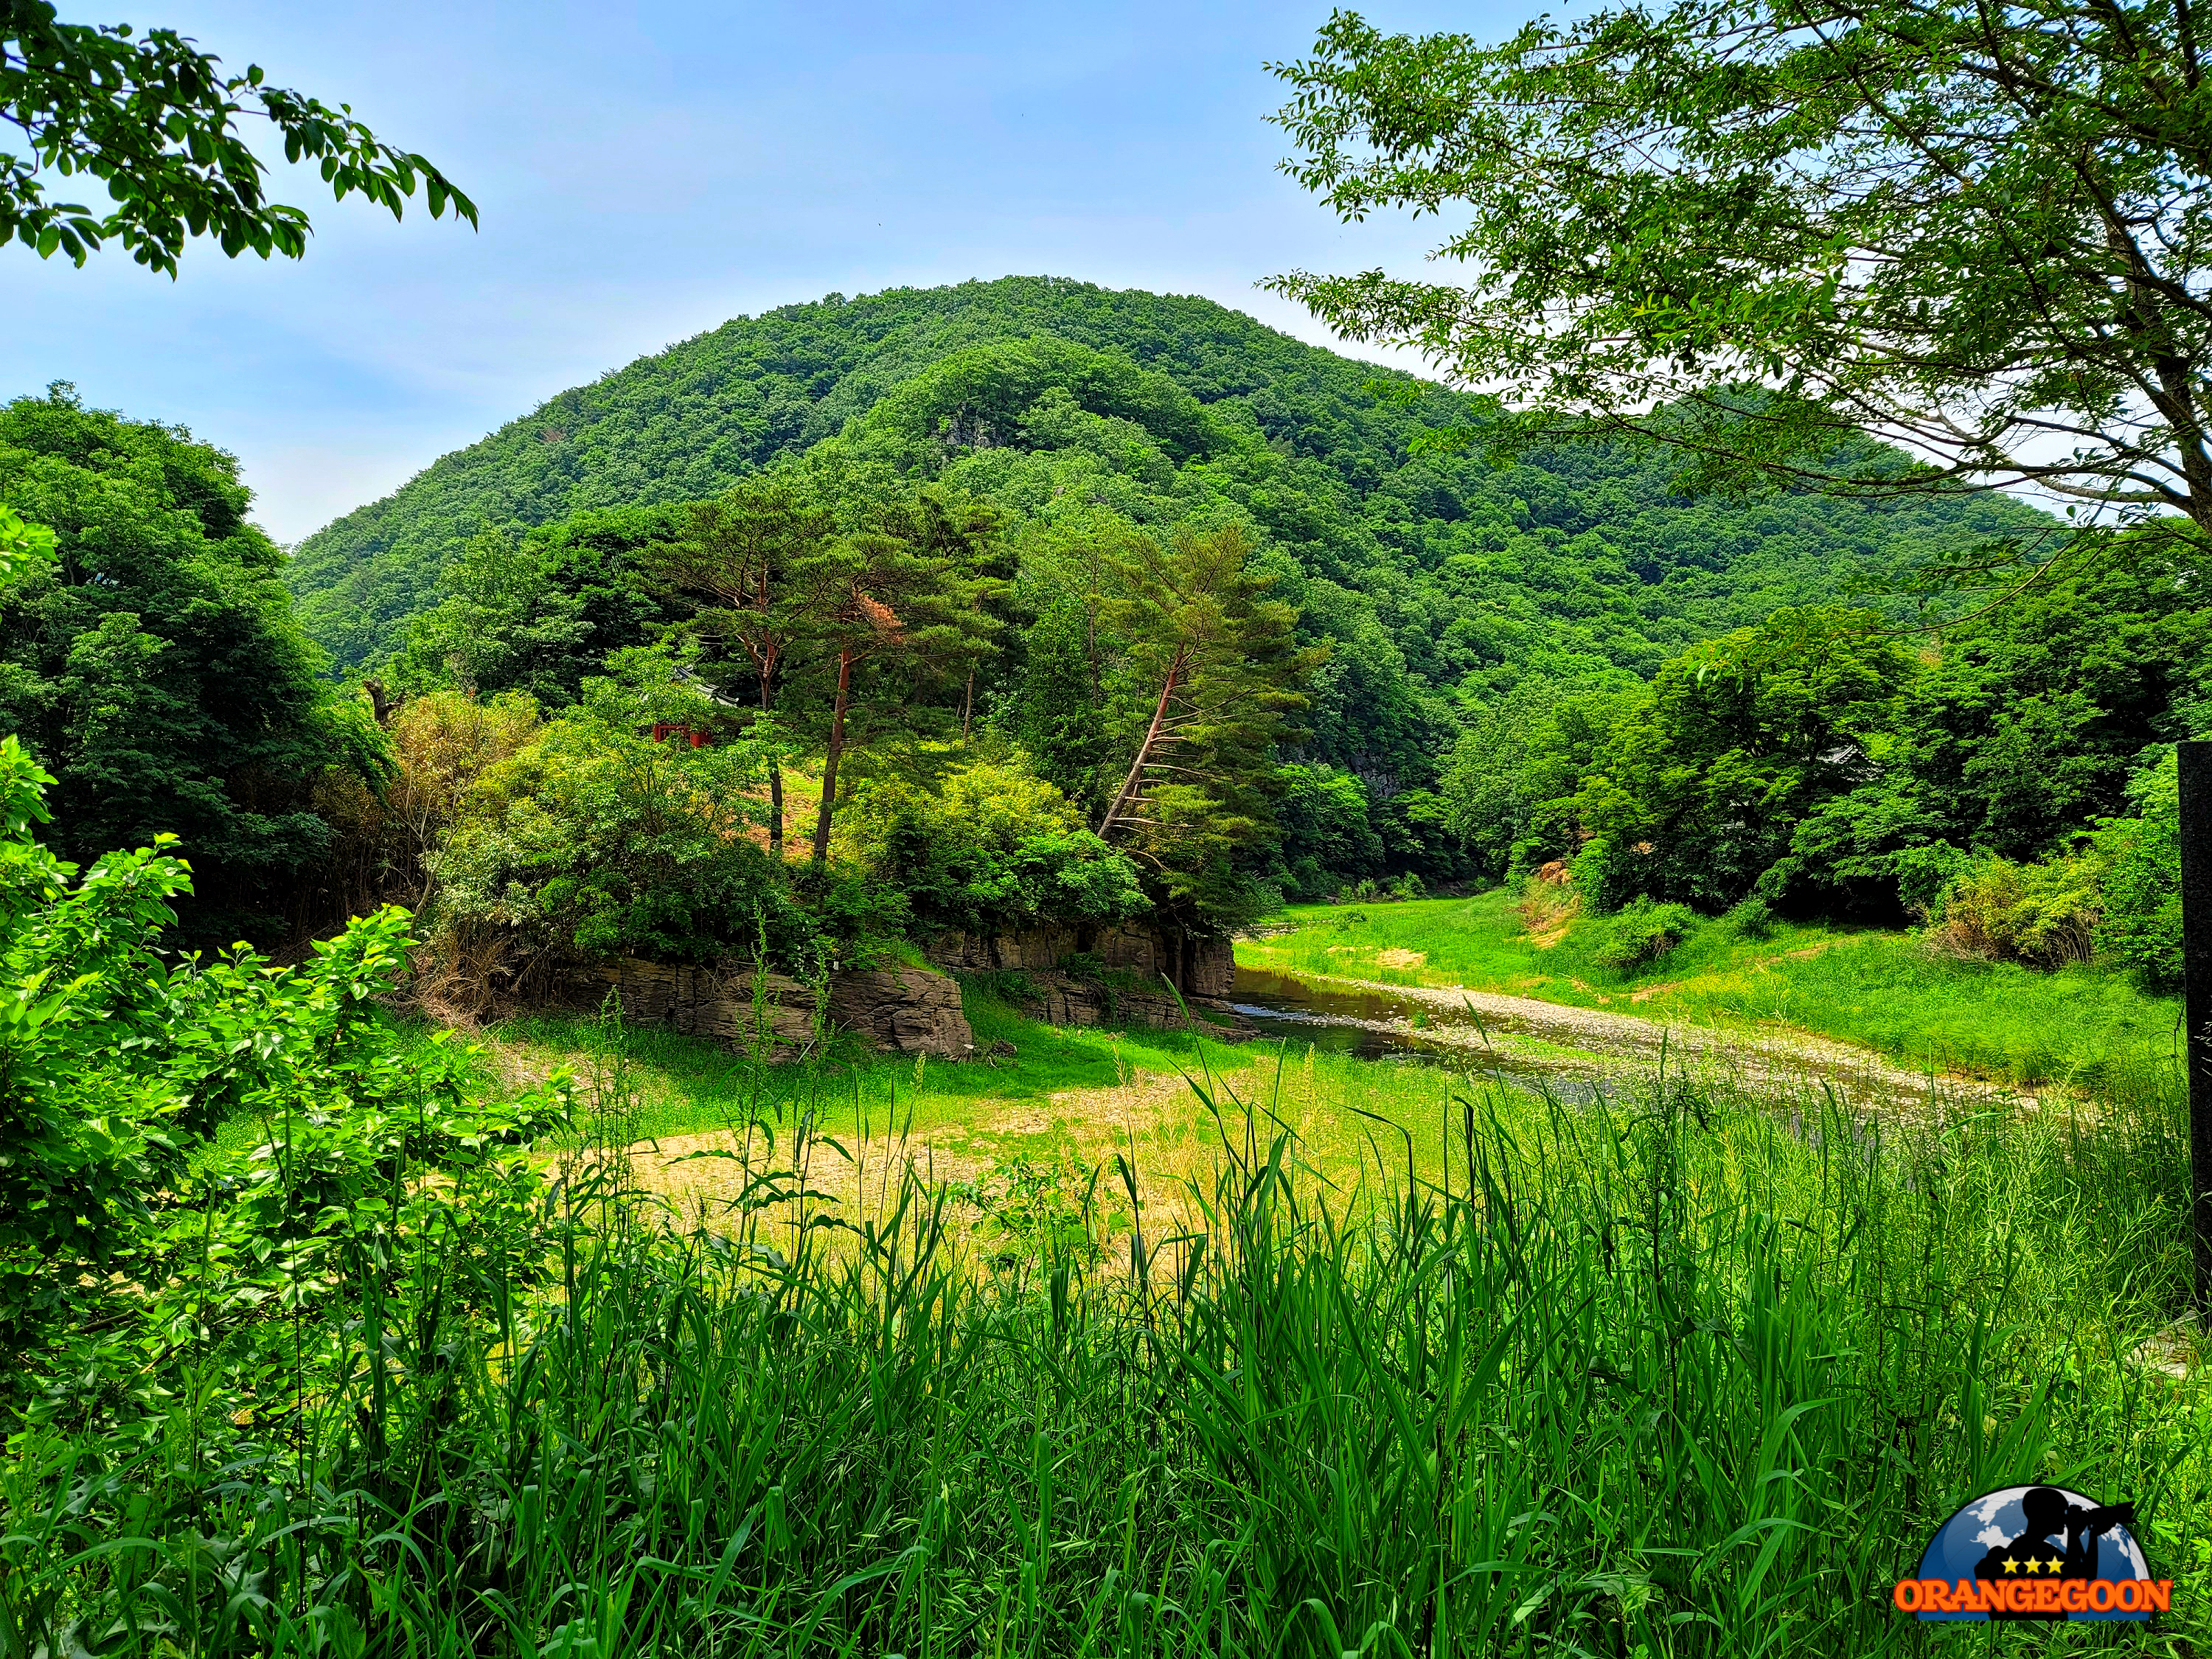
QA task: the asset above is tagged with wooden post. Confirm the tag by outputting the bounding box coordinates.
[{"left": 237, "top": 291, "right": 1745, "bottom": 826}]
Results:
[{"left": 2182, "top": 740, "right": 2212, "bottom": 1319}]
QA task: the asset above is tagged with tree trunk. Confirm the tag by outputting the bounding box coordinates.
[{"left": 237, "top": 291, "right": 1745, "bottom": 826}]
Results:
[
  {"left": 812, "top": 649, "right": 855, "bottom": 867},
  {"left": 961, "top": 667, "right": 975, "bottom": 742},
  {"left": 1098, "top": 653, "right": 1183, "bottom": 839},
  {"left": 759, "top": 678, "right": 783, "bottom": 858}
]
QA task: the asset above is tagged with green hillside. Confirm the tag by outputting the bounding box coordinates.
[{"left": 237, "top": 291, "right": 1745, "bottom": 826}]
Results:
[{"left": 288, "top": 276, "right": 2037, "bottom": 696}]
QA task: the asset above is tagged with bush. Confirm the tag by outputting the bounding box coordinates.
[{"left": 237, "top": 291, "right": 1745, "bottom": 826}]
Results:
[
  {"left": 434, "top": 653, "right": 807, "bottom": 976},
  {"left": 1927, "top": 850, "right": 2104, "bottom": 967},
  {"left": 951, "top": 1151, "right": 1119, "bottom": 1269},
  {"left": 1590, "top": 896, "right": 1700, "bottom": 969},
  {"left": 0, "top": 728, "right": 571, "bottom": 1358},
  {"left": 833, "top": 759, "right": 1147, "bottom": 937},
  {"left": 2096, "top": 748, "right": 2183, "bottom": 991},
  {"left": 1722, "top": 895, "right": 1775, "bottom": 939}
]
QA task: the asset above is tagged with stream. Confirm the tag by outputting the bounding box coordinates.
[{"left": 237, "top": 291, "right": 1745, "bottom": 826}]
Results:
[
  {"left": 1228, "top": 962, "right": 1992, "bottom": 1108},
  {"left": 1229, "top": 966, "right": 1579, "bottom": 1085}
]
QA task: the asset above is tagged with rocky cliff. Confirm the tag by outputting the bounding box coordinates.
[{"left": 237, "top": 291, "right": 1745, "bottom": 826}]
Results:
[
  {"left": 594, "top": 957, "right": 974, "bottom": 1058},
  {"left": 924, "top": 922, "right": 1234, "bottom": 1000}
]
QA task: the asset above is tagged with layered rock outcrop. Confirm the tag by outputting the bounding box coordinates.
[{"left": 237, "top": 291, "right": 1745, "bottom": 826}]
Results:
[
  {"left": 594, "top": 957, "right": 973, "bottom": 1058},
  {"left": 924, "top": 922, "right": 1234, "bottom": 1000},
  {"left": 925, "top": 923, "right": 1245, "bottom": 1037},
  {"left": 588, "top": 921, "right": 1241, "bottom": 1057},
  {"left": 824, "top": 967, "right": 973, "bottom": 1058}
]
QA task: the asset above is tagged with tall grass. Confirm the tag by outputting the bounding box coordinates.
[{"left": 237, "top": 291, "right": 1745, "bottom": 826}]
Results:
[
  {"left": 1243, "top": 894, "right": 2181, "bottom": 1087},
  {"left": 4, "top": 1038, "right": 2205, "bottom": 1655}
]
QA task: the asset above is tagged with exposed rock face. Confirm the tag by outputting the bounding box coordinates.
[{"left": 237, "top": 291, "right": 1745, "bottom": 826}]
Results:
[
  {"left": 825, "top": 967, "right": 974, "bottom": 1058},
  {"left": 594, "top": 958, "right": 818, "bottom": 1048},
  {"left": 1181, "top": 937, "right": 1236, "bottom": 999},
  {"left": 925, "top": 922, "right": 1234, "bottom": 1001},
  {"left": 923, "top": 922, "right": 1245, "bottom": 1037},
  {"left": 588, "top": 919, "right": 1235, "bottom": 1057},
  {"left": 596, "top": 957, "right": 973, "bottom": 1057},
  {"left": 995, "top": 970, "right": 1250, "bottom": 1036}
]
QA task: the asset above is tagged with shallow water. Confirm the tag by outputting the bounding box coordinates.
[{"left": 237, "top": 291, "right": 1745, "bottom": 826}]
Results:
[
  {"left": 1230, "top": 966, "right": 1569, "bottom": 1083},
  {"left": 1231, "top": 964, "right": 1973, "bottom": 1111}
]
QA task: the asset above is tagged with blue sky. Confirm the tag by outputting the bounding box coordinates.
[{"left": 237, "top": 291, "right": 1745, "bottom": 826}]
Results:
[{"left": 2, "top": 1, "right": 1523, "bottom": 543}]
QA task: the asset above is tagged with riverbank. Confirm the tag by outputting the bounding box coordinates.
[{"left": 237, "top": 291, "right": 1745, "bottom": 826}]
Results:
[
  {"left": 1238, "top": 891, "right": 2181, "bottom": 1090},
  {"left": 1231, "top": 964, "right": 2039, "bottom": 1107}
]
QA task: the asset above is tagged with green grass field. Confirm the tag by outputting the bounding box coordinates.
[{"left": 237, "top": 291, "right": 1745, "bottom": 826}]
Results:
[
  {"left": 1239, "top": 891, "right": 2182, "bottom": 1088},
  {"left": 26, "top": 990, "right": 2207, "bottom": 1656},
  {"left": 490, "top": 988, "right": 1486, "bottom": 1220}
]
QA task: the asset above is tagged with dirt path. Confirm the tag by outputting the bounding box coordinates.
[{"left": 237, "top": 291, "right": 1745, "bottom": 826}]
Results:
[{"left": 1274, "top": 968, "right": 2034, "bottom": 1106}]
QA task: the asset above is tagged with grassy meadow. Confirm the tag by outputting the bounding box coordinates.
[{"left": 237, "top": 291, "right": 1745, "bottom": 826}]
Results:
[
  {"left": 490, "top": 990, "right": 1478, "bottom": 1230},
  {"left": 1239, "top": 891, "right": 2183, "bottom": 1089},
  {"left": 20, "top": 982, "right": 2205, "bottom": 1657}
]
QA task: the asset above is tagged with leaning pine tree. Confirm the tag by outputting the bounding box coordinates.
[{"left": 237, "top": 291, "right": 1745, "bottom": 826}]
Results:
[{"left": 1094, "top": 523, "right": 1323, "bottom": 931}]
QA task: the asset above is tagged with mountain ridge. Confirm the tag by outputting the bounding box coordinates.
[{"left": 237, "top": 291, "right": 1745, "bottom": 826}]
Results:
[
  {"left": 289, "top": 276, "right": 1437, "bottom": 666},
  {"left": 285, "top": 274, "right": 2042, "bottom": 689}
]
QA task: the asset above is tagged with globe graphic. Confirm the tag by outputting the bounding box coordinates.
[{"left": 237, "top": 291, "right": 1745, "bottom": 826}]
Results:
[{"left": 1915, "top": 1486, "right": 2151, "bottom": 1622}]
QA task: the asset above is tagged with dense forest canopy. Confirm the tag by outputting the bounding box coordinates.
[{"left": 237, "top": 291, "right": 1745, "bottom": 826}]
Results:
[
  {"left": 289, "top": 276, "right": 2039, "bottom": 698},
  {"left": 1, "top": 279, "right": 2195, "bottom": 978},
  {"left": 264, "top": 278, "right": 2199, "bottom": 967},
  {"left": 0, "top": 384, "right": 383, "bottom": 935}
]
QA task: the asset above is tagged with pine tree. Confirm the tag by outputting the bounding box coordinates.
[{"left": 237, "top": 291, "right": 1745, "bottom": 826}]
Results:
[
  {"left": 647, "top": 479, "right": 835, "bottom": 857},
  {"left": 1094, "top": 524, "right": 1323, "bottom": 928},
  {"left": 783, "top": 526, "right": 998, "bottom": 866}
]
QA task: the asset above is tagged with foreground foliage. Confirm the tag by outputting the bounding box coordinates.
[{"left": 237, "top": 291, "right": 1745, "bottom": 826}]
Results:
[
  {"left": 1, "top": 0, "right": 474, "bottom": 271},
  {"left": 3, "top": 884, "right": 2203, "bottom": 1655},
  {"left": 1269, "top": 0, "right": 2212, "bottom": 535}
]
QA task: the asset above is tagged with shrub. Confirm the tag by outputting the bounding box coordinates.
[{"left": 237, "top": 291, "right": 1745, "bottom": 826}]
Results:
[
  {"left": 434, "top": 653, "right": 805, "bottom": 977},
  {"left": 1568, "top": 832, "right": 1633, "bottom": 911},
  {"left": 951, "top": 1151, "right": 1119, "bottom": 1269},
  {"left": 834, "top": 759, "right": 1147, "bottom": 937},
  {"left": 1926, "top": 850, "right": 2106, "bottom": 967},
  {"left": 2096, "top": 748, "right": 2182, "bottom": 991},
  {"left": 1590, "top": 896, "right": 1699, "bottom": 970},
  {"left": 1722, "top": 895, "right": 1775, "bottom": 939},
  {"left": 320, "top": 687, "right": 543, "bottom": 915},
  {"left": 0, "top": 728, "right": 571, "bottom": 1355}
]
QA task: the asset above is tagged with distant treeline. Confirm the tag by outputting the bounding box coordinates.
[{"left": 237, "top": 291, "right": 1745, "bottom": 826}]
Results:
[{"left": 0, "top": 279, "right": 2195, "bottom": 991}]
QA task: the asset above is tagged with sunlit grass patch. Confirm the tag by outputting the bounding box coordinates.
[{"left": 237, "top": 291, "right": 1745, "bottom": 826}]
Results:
[
  {"left": 22, "top": 1007, "right": 2205, "bottom": 1655},
  {"left": 1242, "top": 891, "right": 2180, "bottom": 1087}
]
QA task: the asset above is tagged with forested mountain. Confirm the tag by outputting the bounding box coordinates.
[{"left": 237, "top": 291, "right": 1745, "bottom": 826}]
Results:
[{"left": 289, "top": 276, "right": 2036, "bottom": 714}]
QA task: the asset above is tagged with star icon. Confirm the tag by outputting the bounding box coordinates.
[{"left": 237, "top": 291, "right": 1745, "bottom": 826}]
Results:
[{"left": 2003, "top": 1559, "right": 2020, "bottom": 1573}]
